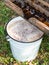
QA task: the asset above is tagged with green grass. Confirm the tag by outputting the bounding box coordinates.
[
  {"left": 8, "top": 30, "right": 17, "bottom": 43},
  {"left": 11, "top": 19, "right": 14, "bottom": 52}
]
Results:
[{"left": 0, "top": 1, "right": 49, "bottom": 65}]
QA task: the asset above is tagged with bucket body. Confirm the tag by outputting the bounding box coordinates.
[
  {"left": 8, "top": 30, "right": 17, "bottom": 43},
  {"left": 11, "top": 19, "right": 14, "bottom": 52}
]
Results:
[
  {"left": 7, "top": 37, "right": 43, "bottom": 62},
  {"left": 6, "top": 16, "right": 43, "bottom": 62}
]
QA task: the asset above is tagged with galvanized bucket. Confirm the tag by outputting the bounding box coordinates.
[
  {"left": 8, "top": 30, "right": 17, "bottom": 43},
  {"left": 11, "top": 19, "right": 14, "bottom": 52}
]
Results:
[{"left": 6, "top": 16, "right": 43, "bottom": 62}]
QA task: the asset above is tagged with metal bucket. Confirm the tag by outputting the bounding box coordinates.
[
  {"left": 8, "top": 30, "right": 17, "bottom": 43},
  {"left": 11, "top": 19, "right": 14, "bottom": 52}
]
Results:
[{"left": 6, "top": 16, "right": 43, "bottom": 62}]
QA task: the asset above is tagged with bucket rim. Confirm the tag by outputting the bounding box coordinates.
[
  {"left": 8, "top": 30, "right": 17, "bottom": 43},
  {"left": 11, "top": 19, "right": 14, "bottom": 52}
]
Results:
[{"left": 5, "top": 17, "right": 44, "bottom": 43}]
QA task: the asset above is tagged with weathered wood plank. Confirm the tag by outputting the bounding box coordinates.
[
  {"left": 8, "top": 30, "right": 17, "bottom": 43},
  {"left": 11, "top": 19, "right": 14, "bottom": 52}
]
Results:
[
  {"left": 29, "top": 17, "right": 49, "bottom": 35},
  {"left": 24, "top": 0, "right": 49, "bottom": 17},
  {"left": 37, "top": 0, "right": 49, "bottom": 8},
  {"left": 10, "top": 0, "right": 15, "bottom": 2},
  {"left": 5, "top": 0, "right": 24, "bottom": 17}
]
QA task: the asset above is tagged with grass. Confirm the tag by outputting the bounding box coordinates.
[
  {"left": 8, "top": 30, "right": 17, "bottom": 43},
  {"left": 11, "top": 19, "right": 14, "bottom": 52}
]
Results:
[{"left": 0, "top": 1, "right": 49, "bottom": 65}]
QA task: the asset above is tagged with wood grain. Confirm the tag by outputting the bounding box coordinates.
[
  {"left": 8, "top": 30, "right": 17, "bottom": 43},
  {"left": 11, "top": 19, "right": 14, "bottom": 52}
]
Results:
[
  {"left": 5, "top": 0, "right": 24, "bottom": 17},
  {"left": 37, "top": 0, "right": 49, "bottom": 8},
  {"left": 29, "top": 17, "right": 49, "bottom": 35},
  {"left": 24, "top": 0, "right": 49, "bottom": 17}
]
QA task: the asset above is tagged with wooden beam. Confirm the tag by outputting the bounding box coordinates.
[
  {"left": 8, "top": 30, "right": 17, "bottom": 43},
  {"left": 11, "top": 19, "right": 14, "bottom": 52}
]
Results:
[
  {"left": 4, "top": 0, "right": 24, "bottom": 17},
  {"left": 33, "top": 3, "right": 49, "bottom": 17},
  {"left": 10, "top": 0, "right": 15, "bottom": 2},
  {"left": 29, "top": 17, "right": 49, "bottom": 35},
  {"left": 24, "top": 0, "right": 49, "bottom": 17},
  {"left": 37, "top": 0, "right": 49, "bottom": 8}
]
